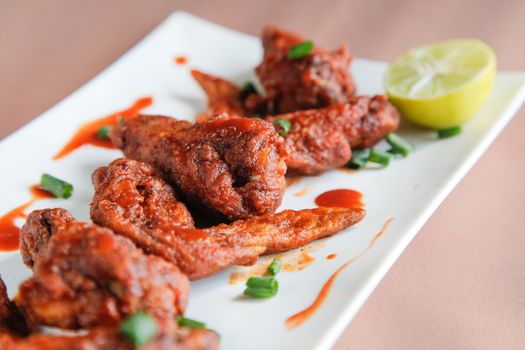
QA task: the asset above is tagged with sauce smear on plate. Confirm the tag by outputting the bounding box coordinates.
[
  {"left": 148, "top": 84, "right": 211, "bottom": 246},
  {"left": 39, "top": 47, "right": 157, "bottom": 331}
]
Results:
[
  {"left": 53, "top": 97, "right": 153, "bottom": 160},
  {"left": 175, "top": 56, "right": 188, "bottom": 65},
  {"left": 315, "top": 189, "right": 364, "bottom": 209},
  {"left": 0, "top": 185, "right": 55, "bottom": 251},
  {"left": 285, "top": 218, "right": 393, "bottom": 329}
]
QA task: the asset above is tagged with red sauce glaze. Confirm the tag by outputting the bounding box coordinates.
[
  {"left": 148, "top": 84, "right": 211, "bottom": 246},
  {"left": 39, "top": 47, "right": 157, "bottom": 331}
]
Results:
[
  {"left": 285, "top": 218, "right": 393, "bottom": 330},
  {"left": 326, "top": 254, "right": 337, "bottom": 260},
  {"left": 205, "top": 117, "right": 258, "bottom": 133},
  {"left": 53, "top": 97, "right": 153, "bottom": 160},
  {"left": 174, "top": 228, "right": 208, "bottom": 241},
  {"left": 175, "top": 56, "right": 188, "bottom": 65},
  {"left": 0, "top": 201, "right": 33, "bottom": 251},
  {"left": 315, "top": 189, "right": 364, "bottom": 209},
  {"left": 0, "top": 185, "right": 58, "bottom": 251}
]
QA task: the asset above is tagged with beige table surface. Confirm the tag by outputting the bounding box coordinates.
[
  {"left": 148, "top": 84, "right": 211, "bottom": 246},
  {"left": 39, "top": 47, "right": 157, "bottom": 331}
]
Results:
[{"left": 1, "top": 1, "right": 524, "bottom": 348}]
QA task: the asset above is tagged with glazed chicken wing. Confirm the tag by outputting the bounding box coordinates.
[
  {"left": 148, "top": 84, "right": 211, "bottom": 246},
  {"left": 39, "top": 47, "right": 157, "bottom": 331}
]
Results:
[
  {"left": 91, "top": 159, "right": 365, "bottom": 279},
  {"left": 17, "top": 209, "right": 189, "bottom": 330},
  {"left": 0, "top": 277, "right": 217, "bottom": 350},
  {"left": 267, "top": 95, "right": 401, "bottom": 174},
  {"left": 256, "top": 26, "right": 356, "bottom": 114},
  {"left": 110, "top": 114, "right": 289, "bottom": 220}
]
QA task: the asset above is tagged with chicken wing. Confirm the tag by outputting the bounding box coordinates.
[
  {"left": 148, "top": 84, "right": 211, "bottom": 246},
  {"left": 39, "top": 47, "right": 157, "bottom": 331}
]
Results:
[
  {"left": 267, "top": 95, "right": 401, "bottom": 174},
  {"left": 17, "top": 209, "right": 189, "bottom": 330},
  {"left": 1, "top": 277, "right": 217, "bottom": 350},
  {"left": 256, "top": 26, "right": 356, "bottom": 114},
  {"left": 110, "top": 114, "right": 289, "bottom": 220},
  {"left": 91, "top": 159, "right": 365, "bottom": 279}
]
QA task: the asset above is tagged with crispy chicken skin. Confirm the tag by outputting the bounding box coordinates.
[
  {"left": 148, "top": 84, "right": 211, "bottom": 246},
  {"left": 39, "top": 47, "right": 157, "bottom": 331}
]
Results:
[
  {"left": 267, "top": 95, "right": 401, "bottom": 174},
  {"left": 110, "top": 114, "right": 289, "bottom": 220},
  {"left": 256, "top": 26, "right": 356, "bottom": 114},
  {"left": 91, "top": 159, "right": 366, "bottom": 279},
  {"left": 16, "top": 210, "right": 190, "bottom": 330}
]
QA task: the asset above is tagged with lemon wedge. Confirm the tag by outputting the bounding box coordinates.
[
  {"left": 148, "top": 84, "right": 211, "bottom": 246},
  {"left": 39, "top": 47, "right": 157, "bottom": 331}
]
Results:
[{"left": 385, "top": 39, "right": 496, "bottom": 129}]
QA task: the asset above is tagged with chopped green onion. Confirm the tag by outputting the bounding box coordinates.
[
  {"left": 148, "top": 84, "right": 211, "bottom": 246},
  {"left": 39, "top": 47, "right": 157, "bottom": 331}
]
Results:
[
  {"left": 386, "top": 133, "right": 413, "bottom": 157},
  {"left": 272, "top": 119, "right": 292, "bottom": 137},
  {"left": 97, "top": 125, "right": 112, "bottom": 139},
  {"left": 347, "top": 149, "right": 370, "bottom": 169},
  {"left": 368, "top": 148, "right": 392, "bottom": 167},
  {"left": 267, "top": 258, "right": 281, "bottom": 276},
  {"left": 177, "top": 316, "right": 206, "bottom": 329},
  {"left": 244, "top": 276, "right": 279, "bottom": 298},
  {"left": 288, "top": 40, "right": 314, "bottom": 60},
  {"left": 249, "top": 114, "right": 264, "bottom": 119},
  {"left": 40, "top": 174, "right": 73, "bottom": 199},
  {"left": 437, "top": 126, "right": 462, "bottom": 139},
  {"left": 119, "top": 311, "right": 157, "bottom": 347},
  {"left": 242, "top": 82, "right": 258, "bottom": 95}
]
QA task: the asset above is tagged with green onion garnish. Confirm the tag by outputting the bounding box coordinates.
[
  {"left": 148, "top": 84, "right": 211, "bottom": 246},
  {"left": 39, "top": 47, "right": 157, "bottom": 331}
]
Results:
[
  {"left": 288, "top": 40, "right": 314, "bottom": 60},
  {"left": 244, "top": 276, "right": 279, "bottom": 298},
  {"left": 249, "top": 114, "right": 264, "bottom": 119},
  {"left": 40, "top": 174, "right": 73, "bottom": 199},
  {"left": 97, "top": 125, "right": 112, "bottom": 140},
  {"left": 267, "top": 258, "right": 281, "bottom": 276},
  {"left": 242, "top": 82, "right": 258, "bottom": 95},
  {"left": 119, "top": 311, "right": 158, "bottom": 347},
  {"left": 347, "top": 149, "right": 370, "bottom": 169},
  {"left": 177, "top": 316, "right": 206, "bottom": 330},
  {"left": 386, "top": 133, "right": 413, "bottom": 157},
  {"left": 368, "top": 148, "right": 392, "bottom": 167},
  {"left": 438, "top": 126, "right": 462, "bottom": 139},
  {"left": 272, "top": 119, "right": 292, "bottom": 137}
]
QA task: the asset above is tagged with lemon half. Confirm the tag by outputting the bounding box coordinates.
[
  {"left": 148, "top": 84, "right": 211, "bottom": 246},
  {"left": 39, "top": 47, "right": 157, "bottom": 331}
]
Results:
[{"left": 385, "top": 39, "right": 496, "bottom": 129}]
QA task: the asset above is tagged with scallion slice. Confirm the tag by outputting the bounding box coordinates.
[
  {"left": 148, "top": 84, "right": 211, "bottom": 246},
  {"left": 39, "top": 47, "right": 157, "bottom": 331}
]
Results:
[
  {"left": 288, "top": 40, "right": 314, "bottom": 60},
  {"left": 177, "top": 316, "right": 206, "bottom": 330},
  {"left": 267, "top": 258, "right": 281, "bottom": 276},
  {"left": 437, "top": 126, "right": 462, "bottom": 139},
  {"left": 40, "top": 174, "right": 73, "bottom": 199},
  {"left": 272, "top": 119, "right": 292, "bottom": 137},
  {"left": 249, "top": 114, "right": 264, "bottom": 119},
  {"left": 386, "top": 133, "right": 413, "bottom": 157},
  {"left": 119, "top": 311, "right": 157, "bottom": 347},
  {"left": 244, "top": 276, "right": 279, "bottom": 298},
  {"left": 97, "top": 125, "right": 112, "bottom": 140},
  {"left": 368, "top": 148, "right": 392, "bottom": 167},
  {"left": 347, "top": 149, "right": 370, "bottom": 169}
]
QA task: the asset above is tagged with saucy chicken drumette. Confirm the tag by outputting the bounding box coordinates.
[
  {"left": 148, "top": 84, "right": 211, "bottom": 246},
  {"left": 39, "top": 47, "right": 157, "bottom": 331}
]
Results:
[
  {"left": 90, "top": 158, "right": 365, "bottom": 280},
  {"left": 110, "top": 114, "right": 289, "bottom": 221},
  {"left": 2, "top": 211, "right": 219, "bottom": 350},
  {"left": 0, "top": 277, "right": 217, "bottom": 350}
]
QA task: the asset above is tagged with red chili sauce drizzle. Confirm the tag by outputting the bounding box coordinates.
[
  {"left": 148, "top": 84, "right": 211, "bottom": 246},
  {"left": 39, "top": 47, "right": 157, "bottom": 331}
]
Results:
[
  {"left": 315, "top": 189, "right": 364, "bottom": 209},
  {"left": 0, "top": 185, "right": 55, "bottom": 251},
  {"left": 285, "top": 218, "right": 393, "bottom": 330},
  {"left": 53, "top": 97, "right": 153, "bottom": 160},
  {"left": 175, "top": 56, "right": 188, "bottom": 65}
]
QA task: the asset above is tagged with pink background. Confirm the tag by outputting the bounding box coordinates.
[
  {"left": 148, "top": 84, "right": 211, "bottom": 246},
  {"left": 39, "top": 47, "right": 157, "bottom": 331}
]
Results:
[{"left": 1, "top": 1, "right": 524, "bottom": 348}]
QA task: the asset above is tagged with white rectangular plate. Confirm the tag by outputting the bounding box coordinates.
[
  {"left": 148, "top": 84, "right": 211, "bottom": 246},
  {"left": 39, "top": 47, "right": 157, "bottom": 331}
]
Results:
[{"left": 1, "top": 12, "right": 524, "bottom": 350}]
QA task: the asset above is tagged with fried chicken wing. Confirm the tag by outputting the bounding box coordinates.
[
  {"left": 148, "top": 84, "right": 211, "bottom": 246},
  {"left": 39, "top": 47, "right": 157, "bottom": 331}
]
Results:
[
  {"left": 17, "top": 209, "right": 189, "bottom": 330},
  {"left": 267, "top": 95, "right": 401, "bottom": 174},
  {"left": 110, "top": 114, "right": 289, "bottom": 220},
  {"left": 256, "top": 26, "right": 356, "bottom": 114},
  {"left": 91, "top": 159, "right": 365, "bottom": 279},
  {"left": 1, "top": 276, "right": 218, "bottom": 350}
]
